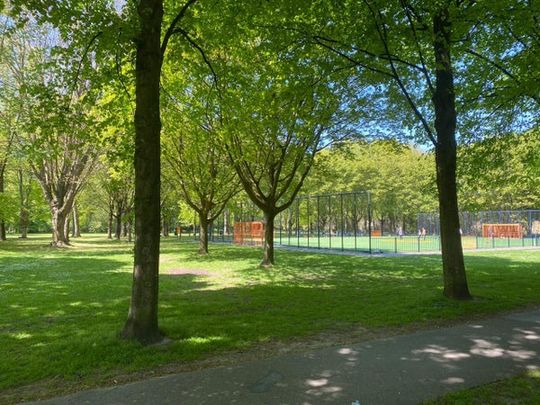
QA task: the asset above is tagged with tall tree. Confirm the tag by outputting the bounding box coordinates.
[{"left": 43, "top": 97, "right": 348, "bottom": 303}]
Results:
[
  {"left": 162, "top": 92, "right": 239, "bottom": 255},
  {"left": 263, "top": 0, "right": 538, "bottom": 298},
  {"left": 122, "top": 0, "right": 212, "bottom": 344},
  {"left": 224, "top": 78, "right": 347, "bottom": 266}
]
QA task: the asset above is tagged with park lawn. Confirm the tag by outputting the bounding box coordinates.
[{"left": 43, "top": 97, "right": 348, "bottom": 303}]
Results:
[
  {"left": 425, "top": 370, "right": 540, "bottom": 404},
  {"left": 1, "top": 235, "right": 539, "bottom": 401}
]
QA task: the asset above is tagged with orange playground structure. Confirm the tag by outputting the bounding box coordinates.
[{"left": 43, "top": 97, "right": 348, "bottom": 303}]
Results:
[
  {"left": 482, "top": 224, "right": 522, "bottom": 238},
  {"left": 234, "top": 221, "right": 265, "bottom": 246}
]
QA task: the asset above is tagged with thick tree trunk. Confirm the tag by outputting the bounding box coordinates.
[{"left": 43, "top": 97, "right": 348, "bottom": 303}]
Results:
[
  {"left": 261, "top": 211, "right": 275, "bottom": 267},
  {"left": 198, "top": 213, "right": 209, "bottom": 255},
  {"left": 72, "top": 204, "right": 81, "bottom": 238},
  {"left": 433, "top": 8, "right": 471, "bottom": 300},
  {"left": 51, "top": 208, "right": 69, "bottom": 246},
  {"left": 121, "top": 0, "right": 164, "bottom": 344}
]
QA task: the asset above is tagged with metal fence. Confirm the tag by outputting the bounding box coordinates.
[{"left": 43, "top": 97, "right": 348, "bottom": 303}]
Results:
[
  {"left": 186, "top": 193, "right": 540, "bottom": 254},
  {"left": 418, "top": 210, "right": 540, "bottom": 237}
]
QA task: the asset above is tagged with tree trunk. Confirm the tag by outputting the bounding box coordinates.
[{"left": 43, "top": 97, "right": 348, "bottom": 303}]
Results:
[
  {"left": 261, "top": 211, "right": 275, "bottom": 267},
  {"left": 0, "top": 167, "right": 6, "bottom": 241},
  {"left": 128, "top": 219, "right": 133, "bottom": 242},
  {"left": 64, "top": 216, "right": 71, "bottom": 244},
  {"left": 18, "top": 169, "right": 29, "bottom": 239},
  {"left": 72, "top": 204, "right": 81, "bottom": 238},
  {"left": 433, "top": 8, "right": 471, "bottom": 300},
  {"left": 19, "top": 209, "right": 29, "bottom": 239},
  {"left": 121, "top": 0, "right": 164, "bottom": 344},
  {"left": 123, "top": 221, "right": 128, "bottom": 238},
  {"left": 107, "top": 206, "right": 113, "bottom": 239},
  {"left": 51, "top": 208, "right": 69, "bottom": 246},
  {"left": 198, "top": 213, "right": 209, "bottom": 255},
  {"left": 162, "top": 219, "right": 169, "bottom": 237},
  {"left": 115, "top": 208, "right": 122, "bottom": 240}
]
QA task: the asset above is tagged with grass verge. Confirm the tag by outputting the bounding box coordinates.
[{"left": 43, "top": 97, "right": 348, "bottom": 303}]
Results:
[{"left": 424, "top": 370, "right": 540, "bottom": 404}]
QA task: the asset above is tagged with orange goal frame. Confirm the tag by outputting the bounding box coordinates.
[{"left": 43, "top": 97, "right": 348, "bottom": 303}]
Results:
[
  {"left": 234, "top": 221, "right": 265, "bottom": 246},
  {"left": 482, "top": 224, "right": 522, "bottom": 238}
]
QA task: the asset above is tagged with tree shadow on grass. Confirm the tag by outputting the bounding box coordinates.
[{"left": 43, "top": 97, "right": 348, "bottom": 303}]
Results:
[{"left": 1, "top": 243, "right": 539, "bottom": 397}]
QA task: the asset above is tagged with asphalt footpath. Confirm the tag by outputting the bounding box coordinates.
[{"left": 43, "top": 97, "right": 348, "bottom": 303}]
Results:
[{"left": 25, "top": 309, "right": 540, "bottom": 405}]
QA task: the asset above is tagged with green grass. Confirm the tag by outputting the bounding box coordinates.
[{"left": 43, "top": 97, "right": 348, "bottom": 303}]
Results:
[
  {"left": 425, "top": 370, "right": 540, "bottom": 404},
  {"left": 1, "top": 235, "right": 539, "bottom": 399},
  {"left": 273, "top": 234, "right": 537, "bottom": 253}
]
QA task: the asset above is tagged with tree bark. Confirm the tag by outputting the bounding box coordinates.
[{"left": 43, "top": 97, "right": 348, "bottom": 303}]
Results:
[
  {"left": 162, "top": 219, "right": 169, "bottom": 237},
  {"left": 72, "top": 204, "right": 81, "bottom": 238},
  {"left": 121, "top": 0, "right": 164, "bottom": 344},
  {"left": 64, "top": 216, "right": 71, "bottom": 244},
  {"left": 18, "top": 169, "right": 29, "bottom": 239},
  {"left": 0, "top": 166, "right": 6, "bottom": 241},
  {"left": 115, "top": 207, "right": 122, "bottom": 240},
  {"left": 433, "top": 8, "right": 471, "bottom": 300},
  {"left": 198, "top": 213, "right": 209, "bottom": 255},
  {"left": 51, "top": 208, "right": 69, "bottom": 246},
  {"left": 128, "top": 219, "right": 133, "bottom": 243},
  {"left": 107, "top": 206, "right": 113, "bottom": 239},
  {"left": 261, "top": 211, "right": 275, "bottom": 267}
]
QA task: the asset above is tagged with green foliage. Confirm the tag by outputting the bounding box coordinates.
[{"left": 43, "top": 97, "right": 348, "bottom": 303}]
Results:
[
  {"left": 161, "top": 73, "right": 238, "bottom": 223},
  {"left": 306, "top": 140, "right": 437, "bottom": 229},
  {"left": 458, "top": 130, "right": 540, "bottom": 210}
]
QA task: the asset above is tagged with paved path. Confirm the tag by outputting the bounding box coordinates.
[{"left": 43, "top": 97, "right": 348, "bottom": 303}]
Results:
[{"left": 28, "top": 310, "right": 540, "bottom": 405}]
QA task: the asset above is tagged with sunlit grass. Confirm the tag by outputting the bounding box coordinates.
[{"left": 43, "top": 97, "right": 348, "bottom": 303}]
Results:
[{"left": 0, "top": 234, "right": 539, "bottom": 398}]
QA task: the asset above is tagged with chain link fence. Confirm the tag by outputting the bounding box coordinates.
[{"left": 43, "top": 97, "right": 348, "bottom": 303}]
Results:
[{"left": 184, "top": 193, "right": 540, "bottom": 254}]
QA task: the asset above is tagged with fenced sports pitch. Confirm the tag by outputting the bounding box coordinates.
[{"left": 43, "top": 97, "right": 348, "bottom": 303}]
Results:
[{"left": 188, "top": 192, "right": 540, "bottom": 254}]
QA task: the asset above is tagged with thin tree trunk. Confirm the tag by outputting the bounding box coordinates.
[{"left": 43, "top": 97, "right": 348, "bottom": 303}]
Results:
[
  {"left": 123, "top": 221, "right": 128, "bottom": 238},
  {"left": 0, "top": 166, "right": 6, "bottom": 241},
  {"left": 198, "top": 213, "right": 209, "bottom": 255},
  {"left": 18, "top": 169, "right": 29, "bottom": 239},
  {"left": 162, "top": 219, "right": 169, "bottom": 237},
  {"left": 64, "top": 216, "right": 71, "bottom": 244},
  {"left": 115, "top": 208, "right": 122, "bottom": 240},
  {"left": 121, "top": 0, "right": 164, "bottom": 344},
  {"left": 433, "top": 8, "right": 471, "bottom": 300},
  {"left": 72, "top": 204, "right": 81, "bottom": 238},
  {"left": 128, "top": 219, "right": 133, "bottom": 242},
  {"left": 261, "top": 211, "right": 275, "bottom": 267},
  {"left": 107, "top": 205, "right": 113, "bottom": 239}
]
